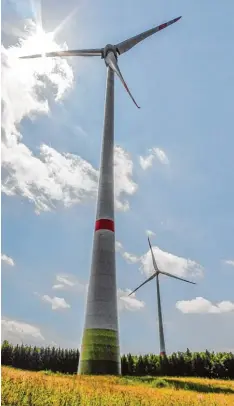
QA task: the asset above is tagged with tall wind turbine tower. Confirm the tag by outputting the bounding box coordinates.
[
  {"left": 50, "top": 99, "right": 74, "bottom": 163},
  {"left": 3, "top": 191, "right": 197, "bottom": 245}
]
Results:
[
  {"left": 20, "top": 16, "right": 182, "bottom": 374},
  {"left": 129, "top": 238, "right": 196, "bottom": 356}
]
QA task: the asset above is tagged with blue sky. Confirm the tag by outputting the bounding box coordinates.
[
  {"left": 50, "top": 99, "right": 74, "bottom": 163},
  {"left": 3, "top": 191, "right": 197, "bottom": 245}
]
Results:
[{"left": 1, "top": 0, "right": 234, "bottom": 354}]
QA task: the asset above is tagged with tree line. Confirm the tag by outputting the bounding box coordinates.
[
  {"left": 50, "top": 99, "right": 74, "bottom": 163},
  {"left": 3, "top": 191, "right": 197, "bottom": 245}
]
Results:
[{"left": 1, "top": 341, "right": 234, "bottom": 379}]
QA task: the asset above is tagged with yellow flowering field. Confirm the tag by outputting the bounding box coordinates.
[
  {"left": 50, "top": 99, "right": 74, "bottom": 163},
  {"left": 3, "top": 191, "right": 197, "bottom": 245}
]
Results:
[{"left": 2, "top": 366, "right": 234, "bottom": 405}]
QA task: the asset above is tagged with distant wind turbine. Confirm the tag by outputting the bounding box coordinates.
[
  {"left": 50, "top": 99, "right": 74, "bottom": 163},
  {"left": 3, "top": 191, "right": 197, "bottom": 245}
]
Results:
[
  {"left": 129, "top": 237, "right": 196, "bottom": 356},
  {"left": 20, "top": 16, "right": 182, "bottom": 374}
]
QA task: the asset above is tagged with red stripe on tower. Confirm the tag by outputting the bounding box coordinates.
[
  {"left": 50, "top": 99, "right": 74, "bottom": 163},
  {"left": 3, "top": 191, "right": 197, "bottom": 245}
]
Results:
[{"left": 95, "top": 219, "right": 115, "bottom": 232}]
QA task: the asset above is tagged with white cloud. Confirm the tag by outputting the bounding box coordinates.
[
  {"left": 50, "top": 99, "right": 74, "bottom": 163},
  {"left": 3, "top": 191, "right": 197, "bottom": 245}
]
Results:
[
  {"left": 176, "top": 297, "right": 234, "bottom": 314},
  {"left": 218, "top": 302, "right": 234, "bottom": 312},
  {"left": 52, "top": 274, "right": 86, "bottom": 293},
  {"left": 115, "top": 241, "right": 123, "bottom": 252},
  {"left": 1, "top": 317, "right": 44, "bottom": 343},
  {"left": 224, "top": 260, "right": 234, "bottom": 267},
  {"left": 153, "top": 148, "right": 169, "bottom": 165},
  {"left": 118, "top": 289, "right": 145, "bottom": 312},
  {"left": 122, "top": 251, "right": 140, "bottom": 264},
  {"left": 2, "top": 144, "right": 99, "bottom": 213},
  {"left": 1, "top": 254, "right": 15, "bottom": 266},
  {"left": 139, "top": 147, "right": 169, "bottom": 170},
  {"left": 115, "top": 241, "right": 139, "bottom": 264},
  {"left": 1, "top": 21, "right": 137, "bottom": 214},
  {"left": 146, "top": 229, "right": 155, "bottom": 237},
  {"left": 56, "top": 275, "right": 75, "bottom": 287},
  {"left": 139, "top": 154, "right": 154, "bottom": 170},
  {"left": 114, "top": 146, "right": 138, "bottom": 211},
  {"left": 52, "top": 284, "right": 64, "bottom": 290},
  {"left": 140, "top": 245, "right": 203, "bottom": 280},
  {"left": 41, "top": 295, "right": 70, "bottom": 310}
]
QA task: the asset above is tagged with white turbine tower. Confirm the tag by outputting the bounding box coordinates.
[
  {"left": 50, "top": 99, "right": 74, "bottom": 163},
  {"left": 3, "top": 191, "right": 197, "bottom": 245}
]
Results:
[
  {"left": 129, "top": 237, "right": 196, "bottom": 356},
  {"left": 20, "top": 16, "right": 182, "bottom": 374}
]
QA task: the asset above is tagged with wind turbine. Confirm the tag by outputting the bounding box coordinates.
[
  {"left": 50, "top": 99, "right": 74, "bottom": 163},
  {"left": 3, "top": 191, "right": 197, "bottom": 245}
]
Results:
[
  {"left": 129, "top": 237, "right": 196, "bottom": 356},
  {"left": 20, "top": 16, "right": 182, "bottom": 375}
]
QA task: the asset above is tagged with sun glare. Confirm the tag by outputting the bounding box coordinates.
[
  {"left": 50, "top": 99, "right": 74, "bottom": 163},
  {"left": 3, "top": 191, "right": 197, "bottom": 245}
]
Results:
[
  {"left": 28, "top": 26, "right": 55, "bottom": 54},
  {"left": 19, "top": 25, "right": 59, "bottom": 57},
  {"left": 4, "top": 21, "right": 73, "bottom": 101}
]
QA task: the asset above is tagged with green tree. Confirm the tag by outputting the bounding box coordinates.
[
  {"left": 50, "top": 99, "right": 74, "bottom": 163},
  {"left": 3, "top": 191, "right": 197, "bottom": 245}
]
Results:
[{"left": 1, "top": 340, "right": 13, "bottom": 366}]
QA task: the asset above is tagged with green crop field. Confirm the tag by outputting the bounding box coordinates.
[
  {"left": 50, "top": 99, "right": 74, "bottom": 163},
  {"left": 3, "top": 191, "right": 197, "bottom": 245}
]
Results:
[{"left": 2, "top": 366, "right": 234, "bottom": 406}]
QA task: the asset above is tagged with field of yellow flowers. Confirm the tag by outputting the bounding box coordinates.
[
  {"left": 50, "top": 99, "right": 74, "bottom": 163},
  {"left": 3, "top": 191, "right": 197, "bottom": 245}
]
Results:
[{"left": 2, "top": 366, "right": 234, "bottom": 405}]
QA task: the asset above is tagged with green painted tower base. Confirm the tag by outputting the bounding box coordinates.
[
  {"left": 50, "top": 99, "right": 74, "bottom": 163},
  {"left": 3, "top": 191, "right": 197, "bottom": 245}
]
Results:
[{"left": 78, "top": 328, "right": 121, "bottom": 375}]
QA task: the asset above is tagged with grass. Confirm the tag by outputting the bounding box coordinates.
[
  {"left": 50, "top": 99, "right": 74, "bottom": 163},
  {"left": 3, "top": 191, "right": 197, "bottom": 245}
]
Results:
[{"left": 2, "top": 366, "right": 234, "bottom": 405}]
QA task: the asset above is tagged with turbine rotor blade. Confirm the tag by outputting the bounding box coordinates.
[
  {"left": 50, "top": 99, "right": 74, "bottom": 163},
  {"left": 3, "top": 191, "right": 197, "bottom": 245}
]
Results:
[
  {"left": 159, "top": 270, "right": 196, "bottom": 285},
  {"left": 148, "top": 237, "right": 159, "bottom": 272},
  {"left": 115, "top": 16, "right": 182, "bottom": 55},
  {"left": 19, "top": 49, "right": 103, "bottom": 59},
  {"left": 105, "top": 52, "right": 140, "bottom": 108},
  {"left": 128, "top": 272, "right": 157, "bottom": 296}
]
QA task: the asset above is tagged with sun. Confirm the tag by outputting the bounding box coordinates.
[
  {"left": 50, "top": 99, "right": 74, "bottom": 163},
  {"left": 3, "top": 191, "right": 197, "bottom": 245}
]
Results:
[{"left": 19, "top": 25, "right": 59, "bottom": 57}]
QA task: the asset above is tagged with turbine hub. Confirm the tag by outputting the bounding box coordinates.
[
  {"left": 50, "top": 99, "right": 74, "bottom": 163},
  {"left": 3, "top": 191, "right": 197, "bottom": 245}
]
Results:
[{"left": 103, "top": 44, "right": 118, "bottom": 59}]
